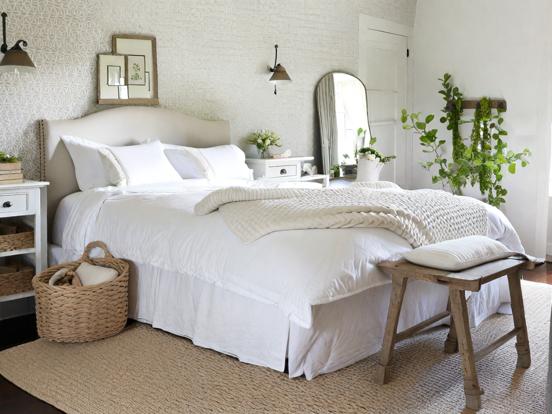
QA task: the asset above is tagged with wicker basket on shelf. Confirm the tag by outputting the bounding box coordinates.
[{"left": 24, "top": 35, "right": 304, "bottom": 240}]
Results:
[
  {"left": 33, "top": 241, "right": 129, "bottom": 343},
  {"left": 0, "top": 261, "right": 34, "bottom": 296},
  {"left": 0, "top": 222, "right": 34, "bottom": 252}
]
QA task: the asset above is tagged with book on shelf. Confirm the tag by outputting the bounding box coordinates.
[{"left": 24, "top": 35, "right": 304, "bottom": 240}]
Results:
[
  {"left": 0, "top": 172, "right": 23, "bottom": 182},
  {"left": 0, "top": 170, "right": 22, "bottom": 175}
]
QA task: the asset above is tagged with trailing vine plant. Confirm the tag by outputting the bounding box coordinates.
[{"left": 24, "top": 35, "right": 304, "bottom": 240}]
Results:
[{"left": 401, "top": 73, "right": 531, "bottom": 207}]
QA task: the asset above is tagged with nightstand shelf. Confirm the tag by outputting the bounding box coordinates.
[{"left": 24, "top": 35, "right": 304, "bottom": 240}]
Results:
[
  {"left": 0, "top": 248, "right": 36, "bottom": 258},
  {"left": 0, "top": 180, "right": 49, "bottom": 303},
  {"left": 0, "top": 290, "right": 35, "bottom": 303}
]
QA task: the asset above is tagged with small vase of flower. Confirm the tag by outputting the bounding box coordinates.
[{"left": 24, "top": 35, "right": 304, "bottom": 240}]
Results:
[
  {"left": 247, "top": 129, "right": 282, "bottom": 159},
  {"left": 356, "top": 138, "right": 395, "bottom": 182}
]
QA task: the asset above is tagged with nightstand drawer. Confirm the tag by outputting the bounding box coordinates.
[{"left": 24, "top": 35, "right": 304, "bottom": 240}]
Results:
[
  {"left": 267, "top": 165, "right": 298, "bottom": 178},
  {"left": 0, "top": 194, "right": 28, "bottom": 214}
]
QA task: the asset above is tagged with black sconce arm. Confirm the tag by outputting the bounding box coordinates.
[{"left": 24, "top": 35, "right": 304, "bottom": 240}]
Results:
[
  {"left": 271, "top": 44, "right": 279, "bottom": 71},
  {"left": 1, "top": 12, "right": 28, "bottom": 54},
  {"left": 1, "top": 12, "right": 7, "bottom": 53}
]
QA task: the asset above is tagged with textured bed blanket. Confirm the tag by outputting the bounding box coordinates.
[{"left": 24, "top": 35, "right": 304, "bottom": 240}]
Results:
[{"left": 194, "top": 187, "right": 488, "bottom": 246}]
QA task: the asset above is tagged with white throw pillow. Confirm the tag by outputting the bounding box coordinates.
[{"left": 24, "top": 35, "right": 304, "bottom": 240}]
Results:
[
  {"left": 198, "top": 145, "right": 252, "bottom": 180},
  {"left": 103, "top": 140, "right": 182, "bottom": 186},
  {"left": 402, "top": 235, "right": 514, "bottom": 271},
  {"left": 61, "top": 135, "right": 125, "bottom": 191},
  {"left": 163, "top": 144, "right": 213, "bottom": 179}
]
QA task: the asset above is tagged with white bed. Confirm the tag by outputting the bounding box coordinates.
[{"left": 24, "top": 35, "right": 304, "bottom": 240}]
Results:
[{"left": 41, "top": 107, "right": 523, "bottom": 379}]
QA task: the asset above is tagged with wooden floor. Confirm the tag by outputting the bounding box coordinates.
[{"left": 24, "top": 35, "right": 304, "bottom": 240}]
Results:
[{"left": 0, "top": 263, "right": 551, "bottom": 414}]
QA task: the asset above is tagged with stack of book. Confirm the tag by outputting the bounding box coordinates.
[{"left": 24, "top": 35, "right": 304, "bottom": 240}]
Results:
[{"left": 0, "top": 162, "right": 23, "bottom": 184}]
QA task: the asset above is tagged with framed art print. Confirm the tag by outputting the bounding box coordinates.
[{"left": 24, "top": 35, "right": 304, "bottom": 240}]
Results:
[
  {"left": 97, "top": 54, "right": 126, "bottom": 101},
  {"left": 112, "top": 34, "right": 158, "bottom": 104}
]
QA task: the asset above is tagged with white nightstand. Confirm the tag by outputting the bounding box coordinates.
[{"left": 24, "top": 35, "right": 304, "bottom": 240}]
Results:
[
  {"left": 246, "top": 156, "right": 330, "bottom": 187},
  {"left": 0, "top": 180, "right": 49, "bottom": 303}
]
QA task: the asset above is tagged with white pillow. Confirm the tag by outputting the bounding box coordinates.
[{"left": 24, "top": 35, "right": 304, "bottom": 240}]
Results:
[
  {"left": 61, "top": 135, "right": 125, "bottom": 191},
  {"left": 163, "top": 144, "right": 213, "bottom": 179},
  {"left": 402, "top": 235, "right": 514, "bottom": 271},
  {"left": 198, "top": 145, "right": 252, "bottom": 180},
  {"left": 102, "top": 141, "right": 182, "bottom": 186}
]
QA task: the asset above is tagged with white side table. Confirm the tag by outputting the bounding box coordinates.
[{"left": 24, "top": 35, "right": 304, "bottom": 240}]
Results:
[
  {"left": 246, "top": 156, "right": 330, "bottom": 187},
  {"left": 0, "top": 180, "right": 49, "bottom": 303}
]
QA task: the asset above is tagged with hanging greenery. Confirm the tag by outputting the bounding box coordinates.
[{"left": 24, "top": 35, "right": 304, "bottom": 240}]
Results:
[{"left": 401, "top": 73, "right": 531, "bottom": 207}]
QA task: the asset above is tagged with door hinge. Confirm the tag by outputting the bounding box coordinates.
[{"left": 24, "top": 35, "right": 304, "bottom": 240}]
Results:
[{"left": 406, "top": 48, "right": 410, "bottom": 58}]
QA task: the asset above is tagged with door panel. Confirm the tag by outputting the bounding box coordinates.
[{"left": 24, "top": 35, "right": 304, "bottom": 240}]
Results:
[{"left": 359, "top": 27, "right": 408, "bottom": 186}]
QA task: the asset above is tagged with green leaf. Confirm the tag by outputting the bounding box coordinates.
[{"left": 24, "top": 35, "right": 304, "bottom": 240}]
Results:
[
  {"left": 415, "top": 122, "right": 426, "bottom": 130},
  {"left": 508, "top": 163, "right": 516, "bottom": 174},
  {"left": 425, "top": 114, "right": 435, "bottom": 124}
]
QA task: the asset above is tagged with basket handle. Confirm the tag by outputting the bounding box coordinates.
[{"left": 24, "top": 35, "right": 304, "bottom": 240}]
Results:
[{"left": 81, "top": 241, "right": 114, "bottom": 261}]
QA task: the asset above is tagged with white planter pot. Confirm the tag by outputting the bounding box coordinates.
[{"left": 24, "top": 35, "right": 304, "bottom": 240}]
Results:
[{"left": 356, "top": 158, "right": 384, "bottom": 182}]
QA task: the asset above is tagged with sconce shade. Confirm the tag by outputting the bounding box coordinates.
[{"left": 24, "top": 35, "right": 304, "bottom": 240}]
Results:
[
  {"left": 269, "top": 63, "right": 291, "bottom": 82},
  {"left": 0, "top": 46, "right": 36, "bottom": 73}
]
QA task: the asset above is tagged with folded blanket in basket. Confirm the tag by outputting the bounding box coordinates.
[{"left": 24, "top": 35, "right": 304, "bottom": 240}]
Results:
[{"left": 49, "top": 262, "right": 118, "bottom": 287}]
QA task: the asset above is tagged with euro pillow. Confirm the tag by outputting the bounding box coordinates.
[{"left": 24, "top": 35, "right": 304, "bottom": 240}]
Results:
[
  {"left": 163, "top": 144, "right": 213, "bottom": 179},
  {"left": 402, "top": 235, "right": 514, "bottom": 271},
  {"left": 104, "top": 141, "right": 182, "bottom": 186},
  {"left": 61, "top": 135, "right": 125, "bottom": 190},
  {"left": 198, "top": 145, "right": 252, "bottom": 180}
]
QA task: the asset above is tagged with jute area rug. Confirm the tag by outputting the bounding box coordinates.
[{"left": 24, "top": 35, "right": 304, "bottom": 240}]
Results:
[{"left": 0, "top": 281, "right": 550, "bottom": 414}]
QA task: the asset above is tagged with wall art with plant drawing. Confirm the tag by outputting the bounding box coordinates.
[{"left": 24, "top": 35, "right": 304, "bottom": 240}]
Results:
[{"left": 401, "top": 73, "right": 531, "bottom": 207}]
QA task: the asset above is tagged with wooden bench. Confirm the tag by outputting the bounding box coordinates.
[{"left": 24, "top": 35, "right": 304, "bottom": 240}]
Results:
[{"left": 376, "top": 258, "right": 533, "bottom": 412}]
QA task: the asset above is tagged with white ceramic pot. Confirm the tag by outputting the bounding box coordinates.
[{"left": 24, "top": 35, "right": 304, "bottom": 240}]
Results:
[{"left": 356, "top": 158, "right": 384, "bottom": 182}]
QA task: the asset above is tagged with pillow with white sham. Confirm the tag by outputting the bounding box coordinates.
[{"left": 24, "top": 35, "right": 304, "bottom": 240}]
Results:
[
  {"left": 61, "top": 135, "right": 126, "bottom": 190},
  {"left": 402, "top": 235, "right": 514, "bottom": 271},
  {"left": 163, "top": 144, "right": 213, "bottom": 179},
  {"left": 198, "top": 145, "right": 252, "bottom": 180},
  {"left": 102, "top": 140, "right": 182, "bottom": 186}
]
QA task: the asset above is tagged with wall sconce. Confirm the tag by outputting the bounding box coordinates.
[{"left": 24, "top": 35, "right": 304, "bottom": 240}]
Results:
[
  {"left": 268, "top": 44, "right": 291, "bottom": 95},
  {"left": 0, "top": 12, "right": 36, "bottom": 73}
]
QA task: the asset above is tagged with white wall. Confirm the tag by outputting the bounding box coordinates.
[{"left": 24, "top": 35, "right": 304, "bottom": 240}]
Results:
[
  {"left": 411, "top": 0, "right": 552, "bottom": 256},
  {"left": 0, "top": 0, "right": 416, "bottom": 179}
]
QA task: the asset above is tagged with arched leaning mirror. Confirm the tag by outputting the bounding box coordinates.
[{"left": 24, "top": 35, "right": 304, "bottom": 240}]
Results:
[{"left": 316, "top": 72, "right": 371, "bottom": 177}]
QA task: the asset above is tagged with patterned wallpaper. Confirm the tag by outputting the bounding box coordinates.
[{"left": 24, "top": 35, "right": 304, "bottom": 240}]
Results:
[{"left": 0, "top": 0, "right": 416, "bottom": 179}]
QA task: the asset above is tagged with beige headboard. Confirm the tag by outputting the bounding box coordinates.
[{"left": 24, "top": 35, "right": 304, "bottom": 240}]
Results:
[{"left": 39, "top": 106, "right": 231, "bottom": 230}]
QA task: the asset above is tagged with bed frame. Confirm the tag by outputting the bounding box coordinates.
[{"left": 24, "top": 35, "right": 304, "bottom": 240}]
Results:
[{"left": 39, "top": 106, "right": 231, "bottom": 232}]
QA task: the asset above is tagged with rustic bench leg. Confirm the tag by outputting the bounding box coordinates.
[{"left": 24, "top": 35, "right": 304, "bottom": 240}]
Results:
[
  {"left": 375, "top": 274, "right": 408, "bottom": 385},
  {"left": 449, "top": 287, "right": 483, "bottom": 412},
  {"left": 444, "top": 296, "right": 459, "bottom": 354},
  {"left": 508, "top": 271, "right": 531, "bottom": 369}
]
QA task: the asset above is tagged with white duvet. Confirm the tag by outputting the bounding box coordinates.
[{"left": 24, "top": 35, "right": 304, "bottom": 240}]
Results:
[{"left": 56, "top": 180, "right": 523, "bottom": 329}]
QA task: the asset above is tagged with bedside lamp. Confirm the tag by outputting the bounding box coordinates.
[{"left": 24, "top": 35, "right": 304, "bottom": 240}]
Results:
[
  {"left": 0, "top": 12, "right": 36, "bottom": 74},
  {"left": 268, "top": 44, "right": 291, "bottom": 95}
]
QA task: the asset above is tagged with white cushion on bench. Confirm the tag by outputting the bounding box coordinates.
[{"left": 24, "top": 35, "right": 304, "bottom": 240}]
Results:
[{"left": 403, "top": 235, "right": 514, "bottom": 271}]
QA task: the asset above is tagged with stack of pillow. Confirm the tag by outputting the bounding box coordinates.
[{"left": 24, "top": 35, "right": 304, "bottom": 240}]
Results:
[{"left": 61, "top": 136, "right": 253, "bottom": 191}]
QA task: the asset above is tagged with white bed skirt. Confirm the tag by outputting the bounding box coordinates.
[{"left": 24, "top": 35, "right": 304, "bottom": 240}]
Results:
[{"left": 49, "top": 245, "right": 506, "bottom": 379}]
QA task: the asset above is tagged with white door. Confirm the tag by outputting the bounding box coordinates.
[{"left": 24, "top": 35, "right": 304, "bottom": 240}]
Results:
[{"left": 359, "top": 24, "right": 409, "bottom": 187}]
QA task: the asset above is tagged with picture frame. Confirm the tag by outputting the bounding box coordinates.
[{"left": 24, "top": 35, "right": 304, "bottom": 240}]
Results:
[
  {"left": 97, "top": 54, "right": 126, "bottom": 102},
  {"left": 97, "top": 34, "right": 158, "bottom": 105},
  {"left": 112, "top": 34, "right": 158, "bottom": 105}
]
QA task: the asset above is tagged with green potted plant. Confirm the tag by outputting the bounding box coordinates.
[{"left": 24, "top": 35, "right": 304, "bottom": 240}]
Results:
[
  {"left": 247, "top": 130, "right": 282, "bottom": 159},
  {"left": 356, "top": 129, "right": 396, "bottom": 182},
  {"left": 401, "top": 73, "right": 531, "bottom": 207}
]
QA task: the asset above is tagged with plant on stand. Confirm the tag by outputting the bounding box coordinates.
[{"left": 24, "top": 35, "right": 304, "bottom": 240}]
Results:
[
  {"left": 355, "top": 128, "right": 396, "bottom": 182},
  {"left": 401, "top": 73, "right": 531, "bottom": 207},
  {"left": 247, "top": 130, "right": 282, "bottom": 159}
]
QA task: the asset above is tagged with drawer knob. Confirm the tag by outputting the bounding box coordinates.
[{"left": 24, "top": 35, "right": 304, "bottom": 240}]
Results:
[
  {"left": 280, "top": 168, "right": 287, "bottom": 175},
  {"left": 2, "top": 201, "right": 12, "bottom": 208}
]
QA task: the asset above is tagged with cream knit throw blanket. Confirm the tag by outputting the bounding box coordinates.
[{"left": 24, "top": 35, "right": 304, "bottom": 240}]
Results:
[{"left": 194, "top": 187, "right": 488, "bottom": 246}]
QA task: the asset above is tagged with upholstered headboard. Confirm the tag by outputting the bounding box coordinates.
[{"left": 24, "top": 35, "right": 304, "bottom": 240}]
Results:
[{"left": 39, "top": 106, "right": 231, "bottom": 229}]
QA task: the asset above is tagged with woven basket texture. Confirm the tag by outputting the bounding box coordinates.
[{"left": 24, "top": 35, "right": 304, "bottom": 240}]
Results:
[{"left": 33, "top": 241, "right": 129, "bottom": 343}]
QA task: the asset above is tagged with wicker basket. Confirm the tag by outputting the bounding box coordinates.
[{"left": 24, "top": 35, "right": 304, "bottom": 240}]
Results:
[
  {"left": 0, "top": 222, "right": 34, "bottom": 252},
  {"left": 33, "top": 241, "right": 129, "bottom": 343},
  {"left": 0, "top": 261, "right": 34, "bottom": 296}
]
